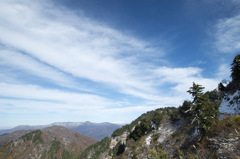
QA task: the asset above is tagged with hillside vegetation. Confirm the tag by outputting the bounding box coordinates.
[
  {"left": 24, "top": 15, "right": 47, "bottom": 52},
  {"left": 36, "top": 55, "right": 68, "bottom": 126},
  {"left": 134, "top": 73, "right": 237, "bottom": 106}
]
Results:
[
  {"left": 0, "top": 126, "right": 97, "bottom": 159},
  {"left": 80, "top": 54, "right": 240, "bottom": 159}
]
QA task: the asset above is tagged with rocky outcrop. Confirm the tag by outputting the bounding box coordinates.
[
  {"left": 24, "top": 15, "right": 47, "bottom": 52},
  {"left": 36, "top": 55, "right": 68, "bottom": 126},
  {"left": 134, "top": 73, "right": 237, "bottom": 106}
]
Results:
[{"left": 219, "top": 90, "right": 240, "bottom": 115}]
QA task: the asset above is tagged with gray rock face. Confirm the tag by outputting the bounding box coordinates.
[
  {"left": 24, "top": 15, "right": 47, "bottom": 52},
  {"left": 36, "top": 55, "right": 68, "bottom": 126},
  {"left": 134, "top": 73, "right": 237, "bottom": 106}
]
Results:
[{"left": 219, "top": 91, "right": 240, "bottom": 115}]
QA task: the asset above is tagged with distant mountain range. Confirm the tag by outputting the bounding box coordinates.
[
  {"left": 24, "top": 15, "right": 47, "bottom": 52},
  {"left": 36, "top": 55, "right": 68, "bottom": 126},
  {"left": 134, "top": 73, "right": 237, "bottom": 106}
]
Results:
[
  {"left": 0, "top": 121, "right": 122, "bottom": 141},
  {"left": 0, "top": 126, "right": 97, "bottom": 158}
]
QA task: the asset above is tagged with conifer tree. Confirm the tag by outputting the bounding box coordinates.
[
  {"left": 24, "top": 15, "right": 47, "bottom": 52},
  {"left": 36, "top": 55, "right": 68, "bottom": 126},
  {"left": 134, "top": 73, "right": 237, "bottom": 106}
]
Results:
[
  {"left": 218, "top": 82, "right": 225, "bottom": 92},
  {"left": 187, "top": 83, "right": 219, "bottom": 138},
  {"left": 231, "top": 54, "right": 240, "bottom": 81},
  {"left": 187, "top": 82, "right": 205, "bottom": 103}
]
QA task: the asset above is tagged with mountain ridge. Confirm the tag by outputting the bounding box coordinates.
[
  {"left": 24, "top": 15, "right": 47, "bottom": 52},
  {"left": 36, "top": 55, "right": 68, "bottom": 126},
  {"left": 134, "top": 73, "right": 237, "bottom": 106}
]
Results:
[
  {"left": 0, "top": 126, "right": 97, "bottom": 159},
  {"left": 0, "top": 121, "right": 122, "bottom": 141}
]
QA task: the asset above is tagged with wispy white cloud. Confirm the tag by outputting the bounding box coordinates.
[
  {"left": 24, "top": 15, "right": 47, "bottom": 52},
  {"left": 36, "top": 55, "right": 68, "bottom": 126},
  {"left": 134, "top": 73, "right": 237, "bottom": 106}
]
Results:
[
  {"left": 0, "top": 0, "right": 223, "bottom": 127},
  {"left": 0, "top": 0, "right": 217, "bottom": 101},
  {"left": 0, "top": 0, "right": 162, "bottom": 100},
  {"left": 0, "top": 83, "right": 110, "bottom": 108},
  {"left": 214, "top": 14, "right": 240, "bottom": 54},
  {"left": 0, "top": 49, "right": 92, "bottom": 91},
  {"left": 216, "top": 63, "right": 231, "bottom": 80},
  {"left": 153, "top": 67, "right": 218, "bottom": 92}
]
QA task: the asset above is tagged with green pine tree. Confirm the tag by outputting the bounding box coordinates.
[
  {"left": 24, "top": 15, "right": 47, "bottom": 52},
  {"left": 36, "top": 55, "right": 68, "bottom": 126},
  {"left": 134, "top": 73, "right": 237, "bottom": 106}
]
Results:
[
  {"left": 187, "top": 83, "right": 219, "bottom": 138},
  {"left": 187, "top": 82, "right": 205, "bottom": 103},
  {"left": 231, "top": 54, "right": 240, "bottom": 81}
]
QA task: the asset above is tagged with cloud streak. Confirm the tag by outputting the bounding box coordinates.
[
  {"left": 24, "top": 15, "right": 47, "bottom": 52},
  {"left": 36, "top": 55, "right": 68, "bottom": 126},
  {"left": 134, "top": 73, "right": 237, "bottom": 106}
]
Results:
[
  {"left": 0, "top": 0, "right": 223, "bottom": 127},
  {"left": 0, "top": 83, "right": 110, "bottom": 107},
  {"left": 0, "top": 49, "right": 89, "bottom": 90},
  {"left": 214, "top": 14, "right": 240, "bottom": 54},
  {"left": 0, "top": 0, "right": 162, "bottom": 100}
]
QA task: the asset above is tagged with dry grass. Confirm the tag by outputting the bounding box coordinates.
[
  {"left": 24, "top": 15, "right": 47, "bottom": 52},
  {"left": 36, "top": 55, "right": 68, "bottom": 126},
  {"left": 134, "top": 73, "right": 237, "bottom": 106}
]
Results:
[
  {"left": 207, "top": 116, "right": 240, "bottom": 138},
  {"left": 194, "top": 116, "right": 240, "bottom": 158}
]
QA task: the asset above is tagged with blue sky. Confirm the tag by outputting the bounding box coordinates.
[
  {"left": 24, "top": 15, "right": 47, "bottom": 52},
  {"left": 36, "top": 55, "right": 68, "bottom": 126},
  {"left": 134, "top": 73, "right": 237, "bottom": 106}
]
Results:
[{"left": 0, "top": 0, "right": 239, "bottom": 128}]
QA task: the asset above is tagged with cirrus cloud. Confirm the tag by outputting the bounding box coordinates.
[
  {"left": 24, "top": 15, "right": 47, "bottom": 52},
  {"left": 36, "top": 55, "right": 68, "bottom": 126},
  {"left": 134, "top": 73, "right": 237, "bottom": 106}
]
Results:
[
  {"left": 0, "top": 0, "right": 223, "bottom": 127},
  {"left": 214, "top": 14, "right": 240, "bottom": 54}
]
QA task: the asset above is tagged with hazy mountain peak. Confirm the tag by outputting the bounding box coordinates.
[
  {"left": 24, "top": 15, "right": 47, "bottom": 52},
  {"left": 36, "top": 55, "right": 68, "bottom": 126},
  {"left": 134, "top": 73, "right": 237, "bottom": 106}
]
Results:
[
  {"left": 50, "top": 122, "right": 84, "bottom": 128},
  {"left": 0, "top": 121, "right": 121, "bottom": 141}
]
